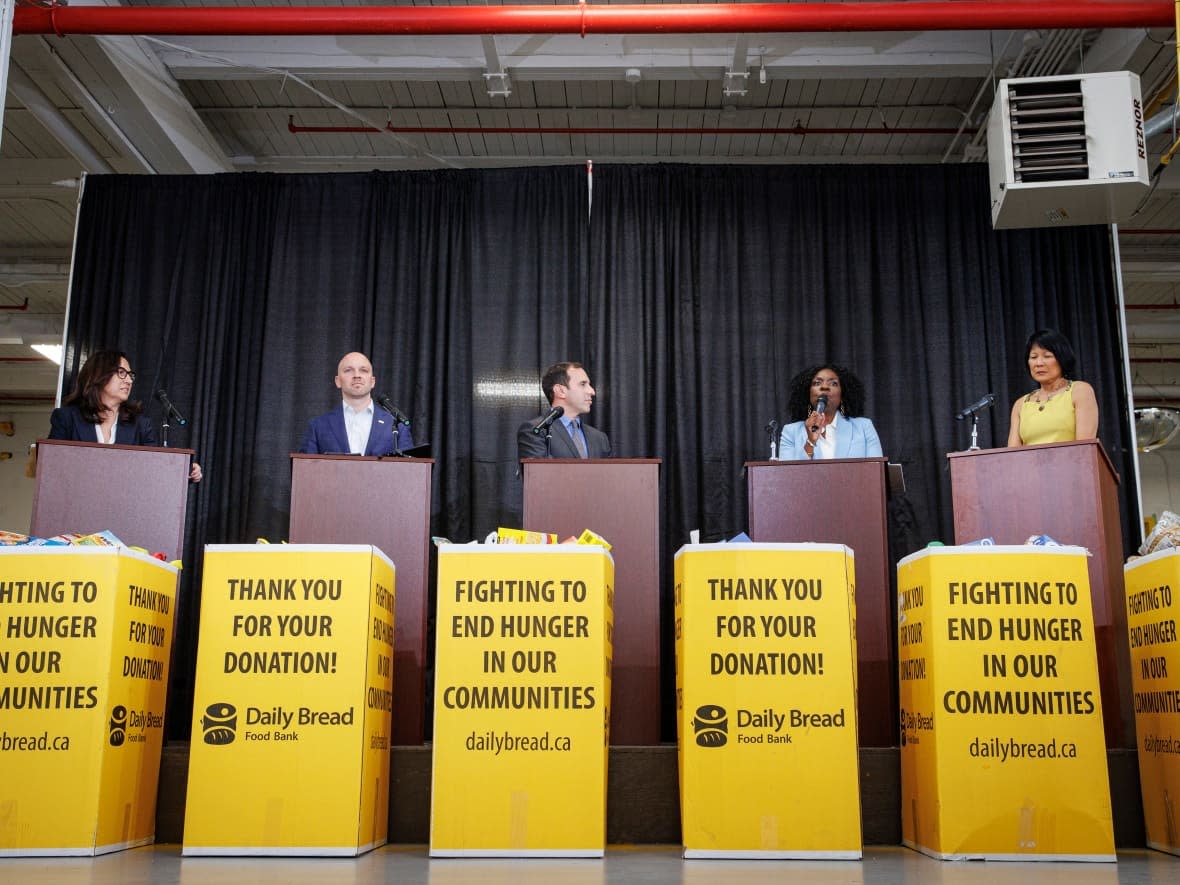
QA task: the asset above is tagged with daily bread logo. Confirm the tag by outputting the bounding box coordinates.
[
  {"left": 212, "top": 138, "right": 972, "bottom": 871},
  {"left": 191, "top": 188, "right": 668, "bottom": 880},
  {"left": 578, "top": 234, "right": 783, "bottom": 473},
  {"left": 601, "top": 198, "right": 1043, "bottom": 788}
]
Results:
[
  {"left": 202, "top": 702, "right": 237, "bottom": 745},
  {"left": 109, "top": 703, "right": 164, "bottom": 746},
  {"left": 693, "top": 704, "right": 727, "bottom": 747}
]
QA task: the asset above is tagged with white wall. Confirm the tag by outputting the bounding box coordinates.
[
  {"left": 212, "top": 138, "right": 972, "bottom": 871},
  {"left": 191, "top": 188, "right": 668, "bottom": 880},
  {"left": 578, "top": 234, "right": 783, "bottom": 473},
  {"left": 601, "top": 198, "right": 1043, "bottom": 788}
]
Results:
[{"left": 0, "top": 405, "right": 52, "bottom": 535}]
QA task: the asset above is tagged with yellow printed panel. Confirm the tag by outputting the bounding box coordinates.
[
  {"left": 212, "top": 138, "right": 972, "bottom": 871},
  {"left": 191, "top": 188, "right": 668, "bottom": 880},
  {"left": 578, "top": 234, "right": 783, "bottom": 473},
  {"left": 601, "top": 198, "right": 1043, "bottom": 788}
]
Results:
[
  {"left": 1124, "top": 549, "right": 1180, "bottom": 856},
  {"left": 183, "top": 545, "right": 393, "bottom": 854},
  {"left": 675, "top": 543, "right": 861, "bottom": 857},
  {"left": 431, "top": 546, "right": 613, "bottom": 855},
  {"left": 898, "top": 546, "right": 1113, "bottom": 860},
  {"left": 0, "top": 548, "right": 178, "bottom": 855}
]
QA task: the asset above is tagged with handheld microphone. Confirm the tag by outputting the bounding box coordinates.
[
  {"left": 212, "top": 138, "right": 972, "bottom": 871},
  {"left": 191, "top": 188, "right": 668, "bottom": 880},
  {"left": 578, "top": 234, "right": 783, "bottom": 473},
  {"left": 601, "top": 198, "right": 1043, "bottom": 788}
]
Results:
[
  {"left": 155, "top": 389, "right": 188, "bottom": 426},
  {"left": 376, "top": 395, "right": 411, "bottom": 425},
  {"left": 532, "top": 406, "right": 563, "bottom": 435},
  {"left": 810, "top": 394, "right": 829, "bottom": 435},
  {"left": 955, "top": 393, "right": 996, "bottom": 421}
]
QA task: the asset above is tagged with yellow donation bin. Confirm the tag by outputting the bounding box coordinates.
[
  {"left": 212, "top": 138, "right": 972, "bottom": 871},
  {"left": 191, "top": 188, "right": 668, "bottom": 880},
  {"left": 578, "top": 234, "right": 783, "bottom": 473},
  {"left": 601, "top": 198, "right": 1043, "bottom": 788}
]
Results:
[
  {"left": 0, "top": 547, "right": 178, "bottom": 856},
  {"left": 183, "top": 544, "right": 395, "bottom": 856},
  {"left": 897, "top": 545, "right": 1113, "bottom": 861},
  {"left": 674, "top": 542, "right": 861, "bottom": 858},
  {"left": 1124, "top": 548, "right": 1180, "bottom": 856},
  {"left": 430, "top": 545, "right": 613, "bottom": 857}
]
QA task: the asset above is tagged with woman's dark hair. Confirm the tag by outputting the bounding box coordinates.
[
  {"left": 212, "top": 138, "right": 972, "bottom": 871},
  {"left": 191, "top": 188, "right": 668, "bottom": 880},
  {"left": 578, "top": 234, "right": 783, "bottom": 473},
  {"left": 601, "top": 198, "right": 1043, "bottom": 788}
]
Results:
[
  {"left": 786, "top": 364, "right": 867, "bottom": 422},
  {"left": 63, "top": 349, "right": 144, "bottom": 424},
  {"left": 1024, "top": 329, "right": 1078, "bottom": 380}
]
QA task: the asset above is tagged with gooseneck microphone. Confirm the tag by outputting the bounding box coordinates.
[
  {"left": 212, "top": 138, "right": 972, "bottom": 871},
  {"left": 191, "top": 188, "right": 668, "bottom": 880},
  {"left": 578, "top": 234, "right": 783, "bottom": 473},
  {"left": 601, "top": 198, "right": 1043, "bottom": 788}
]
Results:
[
  {"left": 155, "top": 389, "right": 188, "bottom": 426},
  {"left": 531, "top": 406, "right": 563, "bottom": 435},
  {"left": 376, "top": 395, "right": 411, "bottom": 425}
]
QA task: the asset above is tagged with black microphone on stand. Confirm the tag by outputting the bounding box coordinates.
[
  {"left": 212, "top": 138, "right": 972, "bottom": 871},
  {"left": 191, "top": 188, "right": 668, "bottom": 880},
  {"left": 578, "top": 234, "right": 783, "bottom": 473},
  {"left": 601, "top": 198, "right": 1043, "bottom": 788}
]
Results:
[
  {"left": 155, "top": 389, "right": 188, "bottom": 426},
  {"left": 376, "top": 395, "right": 411, "bottom": 425},
  {"left": 955, "top": 393, "right": 995, "bottom": 421},
  {"left": 531, "top": 407, "right": 563, "bottom": 435}
]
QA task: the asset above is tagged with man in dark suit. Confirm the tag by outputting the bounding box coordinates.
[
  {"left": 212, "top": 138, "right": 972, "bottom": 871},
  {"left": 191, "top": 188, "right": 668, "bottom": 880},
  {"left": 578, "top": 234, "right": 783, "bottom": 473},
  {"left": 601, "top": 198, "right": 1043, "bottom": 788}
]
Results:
[
  {"left": 517, "top": 361, "right": 611, "bottom": 460},
  {"left": 300, "top": 351, "right": 413, "bottom": 455}
]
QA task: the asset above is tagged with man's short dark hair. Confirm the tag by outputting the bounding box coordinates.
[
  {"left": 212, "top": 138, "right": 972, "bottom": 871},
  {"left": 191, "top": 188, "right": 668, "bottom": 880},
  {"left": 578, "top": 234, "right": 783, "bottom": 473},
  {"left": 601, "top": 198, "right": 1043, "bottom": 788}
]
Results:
[{"left": 541, "top": 361, "right": 585, "bottom": 406}]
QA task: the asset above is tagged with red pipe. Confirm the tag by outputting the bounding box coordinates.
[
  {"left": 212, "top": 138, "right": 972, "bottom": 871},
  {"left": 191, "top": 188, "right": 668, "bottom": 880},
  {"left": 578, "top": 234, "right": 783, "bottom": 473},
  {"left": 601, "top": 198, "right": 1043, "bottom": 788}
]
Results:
[
  {"left": 0, "top": 299, "right": 30, "bottom": 312},
  {"left": 288, "top": 117, "right": 962, "bottom": 137},
  {"left": 12, "top": 2, "right": 1173, "bottom": 37}
]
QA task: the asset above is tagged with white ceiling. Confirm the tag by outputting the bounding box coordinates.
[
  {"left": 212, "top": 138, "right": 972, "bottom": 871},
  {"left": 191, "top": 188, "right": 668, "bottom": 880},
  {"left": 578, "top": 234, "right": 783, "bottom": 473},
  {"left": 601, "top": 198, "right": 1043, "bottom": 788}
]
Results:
[{"left": 2, "top": 1, "right": 1179, "bottom": 404}]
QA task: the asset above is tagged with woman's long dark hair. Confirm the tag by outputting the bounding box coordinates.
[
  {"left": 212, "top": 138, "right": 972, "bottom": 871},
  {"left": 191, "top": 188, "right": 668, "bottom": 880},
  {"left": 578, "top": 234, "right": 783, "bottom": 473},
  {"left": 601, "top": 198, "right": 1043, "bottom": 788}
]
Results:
[
  {"left": 63, "top": 349, "right": 144, "bottom": 424},
  {"left": 786, "top": 364, "right": 867, "bottom": 422}
]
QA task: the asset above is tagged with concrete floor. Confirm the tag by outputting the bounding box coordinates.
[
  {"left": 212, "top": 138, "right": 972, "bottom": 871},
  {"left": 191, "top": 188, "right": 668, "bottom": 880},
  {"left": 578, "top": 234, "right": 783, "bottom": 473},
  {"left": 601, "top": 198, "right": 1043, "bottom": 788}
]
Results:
[{"left": 0, "top": 845, "right": 1177, "bottom": 884}]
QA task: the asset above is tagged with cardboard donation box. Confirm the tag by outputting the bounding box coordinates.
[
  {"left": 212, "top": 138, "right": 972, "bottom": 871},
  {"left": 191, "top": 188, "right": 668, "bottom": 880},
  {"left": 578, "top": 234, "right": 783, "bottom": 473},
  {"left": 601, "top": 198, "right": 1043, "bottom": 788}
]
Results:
[
  {"left": 1124, "top": 548, "right": 1180, "bottom": 856},
  {"left": 183, "top": 545, "right": 395, "bottom": 856},
  {"left": 0, "top": 547, "right": 178, "bottom": 855},
  {"left": 674, "top": 543, "right": 861, "bottom": 858},
  {"left": 897, "top": 546, "right": 1114, "bottom": 861},
  {"left": 431, "top": 545, "right": 613, "bottom": 857}
]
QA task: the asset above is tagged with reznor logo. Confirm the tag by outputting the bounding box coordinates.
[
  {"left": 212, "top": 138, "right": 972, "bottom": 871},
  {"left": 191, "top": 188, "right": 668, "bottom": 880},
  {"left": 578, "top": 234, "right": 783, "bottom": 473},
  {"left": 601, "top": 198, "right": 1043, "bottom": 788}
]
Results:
[{"left": 1134, "top": 98, "right": 1145, "bottom": 160}]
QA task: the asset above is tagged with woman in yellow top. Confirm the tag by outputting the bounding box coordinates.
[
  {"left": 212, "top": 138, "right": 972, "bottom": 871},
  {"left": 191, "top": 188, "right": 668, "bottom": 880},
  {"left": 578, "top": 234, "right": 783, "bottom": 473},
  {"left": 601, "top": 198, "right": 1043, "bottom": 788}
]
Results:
[{"left": 1007, "top": 329, "right": 1099, "bottom": 446}]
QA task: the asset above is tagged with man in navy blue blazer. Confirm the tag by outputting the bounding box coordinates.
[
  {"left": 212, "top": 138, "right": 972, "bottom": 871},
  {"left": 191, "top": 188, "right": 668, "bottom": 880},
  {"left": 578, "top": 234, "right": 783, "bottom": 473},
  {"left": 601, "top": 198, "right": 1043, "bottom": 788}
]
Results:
[{"left": 299, "top": 351, "right": 413, "bottom": 456}]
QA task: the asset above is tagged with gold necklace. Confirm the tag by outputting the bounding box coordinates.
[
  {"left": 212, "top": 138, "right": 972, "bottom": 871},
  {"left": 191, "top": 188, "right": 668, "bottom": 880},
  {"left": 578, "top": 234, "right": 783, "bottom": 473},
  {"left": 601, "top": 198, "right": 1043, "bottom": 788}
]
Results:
[{"left": 1033, "top": 379, "right": 1069, "bottom": 411}]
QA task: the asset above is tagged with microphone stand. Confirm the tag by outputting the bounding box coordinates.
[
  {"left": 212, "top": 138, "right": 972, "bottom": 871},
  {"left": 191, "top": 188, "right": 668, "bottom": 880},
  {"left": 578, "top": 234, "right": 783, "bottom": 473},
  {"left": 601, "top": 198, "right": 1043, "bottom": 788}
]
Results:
[
  {"left": 968, "top": 414, "right": 981, "bottom": 451},
  {"left": 161, "top": 416, "right": 171, "bottom": 448},
  {"left": 392, "top": 423, "right": 402, "bottom": 457}
]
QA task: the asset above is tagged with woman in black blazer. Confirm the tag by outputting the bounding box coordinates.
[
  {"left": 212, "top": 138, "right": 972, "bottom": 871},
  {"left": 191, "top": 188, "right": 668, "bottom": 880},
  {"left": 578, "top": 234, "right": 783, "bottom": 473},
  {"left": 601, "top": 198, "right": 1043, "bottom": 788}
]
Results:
[{"left": 48, "top": 349, "right": 202, "bottom": 482}]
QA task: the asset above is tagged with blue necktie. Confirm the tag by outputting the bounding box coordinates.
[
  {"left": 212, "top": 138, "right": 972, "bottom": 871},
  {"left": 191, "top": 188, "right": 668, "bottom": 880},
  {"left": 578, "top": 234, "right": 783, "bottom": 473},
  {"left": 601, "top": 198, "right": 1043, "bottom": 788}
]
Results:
[{"left": 573, "top": 420, "right": 588, "bottom": 458}]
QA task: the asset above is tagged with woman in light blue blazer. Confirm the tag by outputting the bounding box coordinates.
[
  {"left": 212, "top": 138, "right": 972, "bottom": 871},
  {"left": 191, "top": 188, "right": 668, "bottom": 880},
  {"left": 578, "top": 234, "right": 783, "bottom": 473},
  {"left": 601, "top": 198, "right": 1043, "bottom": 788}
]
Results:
[{"left": 778, "top": 363, "right": 883, "bottom": 460}]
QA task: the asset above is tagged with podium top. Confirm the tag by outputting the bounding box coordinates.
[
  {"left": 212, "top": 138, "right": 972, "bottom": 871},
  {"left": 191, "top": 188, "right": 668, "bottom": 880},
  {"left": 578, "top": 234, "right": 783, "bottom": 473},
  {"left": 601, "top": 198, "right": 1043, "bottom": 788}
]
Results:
[
  {"left": 36, "top": 438, "right": 194, "bottom": 456},
  {"left": 290, "top": 451, "right": 434, "bottom": 463},
  {"left": 520, "top": 458, "right": 662, "bottom": 465},
  {"left": 745, "top": 457, "right": 887, "bottom": 468},
  {"left": 946, "top": 438, "right": 1118, "bottom": 485}
]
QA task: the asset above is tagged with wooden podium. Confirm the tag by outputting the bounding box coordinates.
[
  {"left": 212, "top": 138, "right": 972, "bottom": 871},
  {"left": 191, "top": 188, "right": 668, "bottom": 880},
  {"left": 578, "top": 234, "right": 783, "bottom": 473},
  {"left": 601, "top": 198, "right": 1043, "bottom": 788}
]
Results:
[
  {"left": 31, "top": 439, "right": 193, "bottom": 560},
  {"left": 521, "top": 458, "right": 661, "bottom": 745},
  {"left": 948, "top": 439, "right": 1133, "bottom": 748},
  {"left": 746, "top": 457, "right": 894, "bottom": 747},
  {"left": 289, "top": 454, "right": 433, "bottom": 746}
]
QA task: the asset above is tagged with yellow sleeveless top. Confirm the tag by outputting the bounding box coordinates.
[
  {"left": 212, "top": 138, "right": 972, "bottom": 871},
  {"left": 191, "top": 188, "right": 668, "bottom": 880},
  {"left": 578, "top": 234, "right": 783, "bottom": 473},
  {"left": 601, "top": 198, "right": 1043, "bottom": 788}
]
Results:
[{"left": 1019, "top": 382, "right": 1075, "bottom": 445}]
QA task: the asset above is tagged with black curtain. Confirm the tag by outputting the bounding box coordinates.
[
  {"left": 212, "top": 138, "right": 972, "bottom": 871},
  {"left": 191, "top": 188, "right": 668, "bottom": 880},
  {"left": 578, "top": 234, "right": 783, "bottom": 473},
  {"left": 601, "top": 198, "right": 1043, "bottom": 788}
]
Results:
[
  {"left": 64, "top": 163, "right": 1133, "bottom": 740},
  {"left": 67, "top": 168, "right": 590, "bottom": 728}
]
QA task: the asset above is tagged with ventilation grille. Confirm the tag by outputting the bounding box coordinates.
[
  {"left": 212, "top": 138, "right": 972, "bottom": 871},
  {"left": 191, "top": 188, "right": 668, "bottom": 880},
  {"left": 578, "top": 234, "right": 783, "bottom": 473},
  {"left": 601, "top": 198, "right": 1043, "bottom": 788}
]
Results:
[{"left": 1007, "top": 79, "right": 1088, "bottom": 183}]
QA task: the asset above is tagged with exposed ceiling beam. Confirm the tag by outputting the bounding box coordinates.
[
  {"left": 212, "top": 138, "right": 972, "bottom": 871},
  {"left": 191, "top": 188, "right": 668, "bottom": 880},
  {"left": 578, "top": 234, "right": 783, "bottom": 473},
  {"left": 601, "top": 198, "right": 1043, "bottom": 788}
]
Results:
[
  {"left": 15, "top": 32, "right": 232, "bottom": 175},
  {"left": 7, "top": 63, "right": 114, "bottom": 173},
  {"left": 1, "top": 0, "right": 13, "bottom": 154},
  {"left": 151, "top": 31, "right": 1019, "bottom": 82},
  {"left": 1123, "top": 261, "right": 1180, "bottom": 282},
  {"left": 480, "top": 35, "right": 510, "bottom": 98}
]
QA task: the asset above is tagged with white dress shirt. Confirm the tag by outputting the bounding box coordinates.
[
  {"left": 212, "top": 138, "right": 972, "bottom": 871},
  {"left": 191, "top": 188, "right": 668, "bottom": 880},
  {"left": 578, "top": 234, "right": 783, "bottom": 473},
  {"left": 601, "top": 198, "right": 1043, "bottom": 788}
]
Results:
[{"left": 343, "top": 401, "right": 374, "bottom": 455}]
